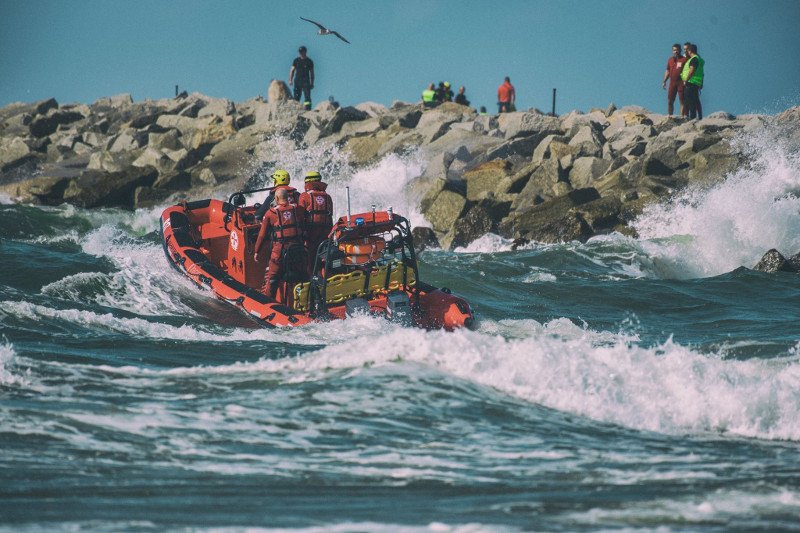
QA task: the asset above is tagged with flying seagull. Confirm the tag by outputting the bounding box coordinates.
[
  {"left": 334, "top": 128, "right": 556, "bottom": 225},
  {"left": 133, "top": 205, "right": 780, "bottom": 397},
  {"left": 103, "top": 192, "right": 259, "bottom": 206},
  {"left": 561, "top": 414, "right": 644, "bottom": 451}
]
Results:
[{"left": 300, "top": 17, "right": 351, "bottom": 44}]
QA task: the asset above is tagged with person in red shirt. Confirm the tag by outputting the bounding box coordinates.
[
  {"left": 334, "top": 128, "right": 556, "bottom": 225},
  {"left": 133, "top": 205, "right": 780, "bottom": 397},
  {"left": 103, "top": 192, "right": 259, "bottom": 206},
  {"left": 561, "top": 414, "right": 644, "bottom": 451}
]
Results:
[
  {"left": 254, "top": 188, "right": 307, "bottom": 298},
  {"left": 662, "top": 43, "right": 686, "bottom": 116},
  {"left": 297, "top": 171, "right": 333, "bottom": 275},
  {"left": 497, "top": 76, "right": 515, "bottom": 113}
]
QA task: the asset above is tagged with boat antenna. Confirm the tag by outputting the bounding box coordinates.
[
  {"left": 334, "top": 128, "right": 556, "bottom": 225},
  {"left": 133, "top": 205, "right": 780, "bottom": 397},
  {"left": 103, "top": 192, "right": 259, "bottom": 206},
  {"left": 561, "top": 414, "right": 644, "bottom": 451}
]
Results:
[
  {"left": 371, "top": 204, "right": 376, "bottom": 224},
  {"left": 346, "top": 186, "right": 351, "bottom": 225}
]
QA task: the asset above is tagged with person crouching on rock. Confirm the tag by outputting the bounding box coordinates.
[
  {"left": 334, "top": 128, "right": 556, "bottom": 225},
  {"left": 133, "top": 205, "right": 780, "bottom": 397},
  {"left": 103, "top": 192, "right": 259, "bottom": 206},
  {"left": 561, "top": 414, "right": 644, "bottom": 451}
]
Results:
[
  {"left": 254, "top": 187, "right": 307, "bottom": 298},
  {"left": 298, "top": 171, "right": 333, "bottom": 275},
  {"left": 255, "top": 169, "right": 300, "bottom": 221}
]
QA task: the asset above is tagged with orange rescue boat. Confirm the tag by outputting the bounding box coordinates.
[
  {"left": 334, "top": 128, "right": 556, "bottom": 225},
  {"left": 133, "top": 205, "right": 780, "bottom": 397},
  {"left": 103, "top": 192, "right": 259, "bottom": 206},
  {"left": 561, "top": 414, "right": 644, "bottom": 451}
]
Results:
[{"left": 159, "top": 194, "right": 475, "bottom": 330}]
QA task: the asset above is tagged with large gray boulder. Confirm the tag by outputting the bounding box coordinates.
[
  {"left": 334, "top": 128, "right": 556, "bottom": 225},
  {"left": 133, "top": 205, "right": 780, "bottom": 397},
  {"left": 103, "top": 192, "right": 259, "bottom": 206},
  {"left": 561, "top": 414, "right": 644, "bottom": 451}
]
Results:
[
  {"left": 496, "top": 111, "right": 562, "bottom": 139},
  {"left": 0, "top": 137, "right": 35, "bottom": 172},
  {"left": 267, "top": 80, "right": 291, "bottom": 103},
  {"left": 500, "top": 187, "right": 601, "bottom": 242},
  {"left": 62, "top": 165, "right": 159, "bottom": 208},
  {"left": 424, "top": 189, "right": 468, "bottom": 233},
  {"left": 464, "top": 159, "right": 512, "bottom": 201},
  {"left": 448, "top": 205, "right": 494, "bottom": 249}
]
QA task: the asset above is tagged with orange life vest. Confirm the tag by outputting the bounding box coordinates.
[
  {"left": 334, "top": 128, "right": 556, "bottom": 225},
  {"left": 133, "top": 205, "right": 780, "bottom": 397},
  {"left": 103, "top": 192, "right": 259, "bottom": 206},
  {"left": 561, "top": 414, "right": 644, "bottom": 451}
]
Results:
[
  {"left": 270, "top": 204, "right": 303, "bottom": 242},
  {"left": 303, "top": 189, "right": 333, "bottom": 227}
]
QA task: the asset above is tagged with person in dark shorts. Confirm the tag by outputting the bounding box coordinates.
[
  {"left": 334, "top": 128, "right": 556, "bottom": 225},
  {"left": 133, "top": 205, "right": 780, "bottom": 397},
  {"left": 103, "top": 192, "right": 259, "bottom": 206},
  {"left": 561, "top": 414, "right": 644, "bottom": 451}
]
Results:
[
  {"left": 662, "top": 43, "right": 686, "bottom": 115},
  {"left": 681, "top": 43, "right": 705, "bottom": 120},
  {"left": 682, "top": 42, "right": 703, "bottom": 119},
  {"left": 289, "top": 46, "right": 314, "bottom": 110},
  {"left": 497, "top": 76, "right": 515, "bottom": 113}
]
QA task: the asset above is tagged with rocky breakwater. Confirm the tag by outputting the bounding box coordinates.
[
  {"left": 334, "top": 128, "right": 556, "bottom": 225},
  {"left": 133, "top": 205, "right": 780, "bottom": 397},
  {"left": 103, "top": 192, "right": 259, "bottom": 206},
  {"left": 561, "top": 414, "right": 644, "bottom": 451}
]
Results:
[{"left": 2, "top": 85, "right": 798, "bottom": 249}]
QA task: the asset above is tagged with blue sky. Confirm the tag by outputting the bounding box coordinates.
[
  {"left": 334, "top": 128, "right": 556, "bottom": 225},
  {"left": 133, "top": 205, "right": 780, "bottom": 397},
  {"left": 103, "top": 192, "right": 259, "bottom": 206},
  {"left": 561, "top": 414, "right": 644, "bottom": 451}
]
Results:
[{"left": 2, "top": 0, "right": 799, "bottom": 115}]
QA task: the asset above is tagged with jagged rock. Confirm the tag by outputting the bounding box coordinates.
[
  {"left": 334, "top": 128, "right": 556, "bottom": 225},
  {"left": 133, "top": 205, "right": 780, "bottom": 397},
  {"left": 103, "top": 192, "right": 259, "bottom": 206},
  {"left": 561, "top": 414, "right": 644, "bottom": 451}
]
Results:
[
  {"left": 0, "top": 137, "right": 34, "bottom": 172},
  {"left": 156, "top": 114, "right": 206, "bottom": 135},
  {"left": 87, "top": 150, "right": 137, "bottom": 173},
  {"left": 569, "top": 156, "right": 611, "bottom": 188},
  {"left": 190, "top": 115, "right": 236, "bottom": 149},
  {"left": 355, "top": 101, "right": 388, "bottom": 117},
  {"left": 148, "top": 129, "right": 183, "bottom": 151},
  {"left": 486, "top": 134, "right": 545, "bottom": 161},
  {"left": 152, "top": 170, "right": 191, "bottom": 190},
  {"left": 93, "top": 94, "right": 133, "bottom": 109},
  {"left": 464, "top": 159, "right": 512, "bottom": 201},
  {"left": 29, "top": 109, "right": 85, "bottom": 137},
  {"left": 532, "top": 134, "right": 570, "bottom": 163},
  {"left": 449, "top": 205, "right": 493, "bottom": 249},
  {"left": 132, "top": 147, "right": 176, "bottom": 172},
  {"left": 108, "top": 130, "right": 146, "bottom": 152},
  {"left": 568, "top": 125, "right": 605, "bottom": 157},
  {"left": 562, "top": 110, "right": 609, "bottom": 135},
  {"left": 412, "top": 226, "right": 440, "bottom": 252},
  {"left": 500, "top": 188, "right": 600, "bottom": 242},
  {"left": 194, "top": 168, "right": 217, "bottom": 186},
  {"left": 753, "top": 249, "right": 797, "bottom": 273},
  {"left": 473, "top": 114, "right": 499, "bottom": 134},
  {"left": 496, "top": 111, "right": 562, "bottom": 139},
  {"left": 267, "top": 79, "right": 291, "bottom": 103},
  {"left": 133, "top": 185, "right": 173, "bottom": 208},
  {"left": 424, "top": 189, "right": 468, "bottom": 233},
  {"left": 512, "top": 158, "right": 569, "bottom": 211},
  {"left": 573, "top": 195, "right": 624, "bottom": 233},
  {"left": 339, "top": 116, "right": 382, "bottom": 137},
  {"left": 62, "top": 165, "right": 159, "bottom": 208},
  {"left": 198, "top": 98, "right": 235, "bottom": 118},
  {"left": 687, "top": 143, "right": 741, "bottom": 184}
]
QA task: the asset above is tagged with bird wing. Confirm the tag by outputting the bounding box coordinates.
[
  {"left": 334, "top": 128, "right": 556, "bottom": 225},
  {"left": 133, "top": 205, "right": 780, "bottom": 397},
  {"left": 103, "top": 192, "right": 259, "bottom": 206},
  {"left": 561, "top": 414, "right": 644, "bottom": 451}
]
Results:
[
  {"left": 331, "top": 31, "right": 350, "bottom": 44},
  {"left": 300, "top": 17, "right": 327, "bottom": 31}
]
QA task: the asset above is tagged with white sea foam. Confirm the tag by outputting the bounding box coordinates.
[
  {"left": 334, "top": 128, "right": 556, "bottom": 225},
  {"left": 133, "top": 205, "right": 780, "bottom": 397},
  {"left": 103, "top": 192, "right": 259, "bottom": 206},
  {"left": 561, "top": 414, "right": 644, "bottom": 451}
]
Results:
[
  {"left": 81, "top": 316, "right": 800, "bottom": 441},
  {"left": 0, "top": 340, "right": 29, "bottom": 387},
  {"left": 564, "top": 486, "right": 800, "bottom": 528},
  {"left": 633, "top": 130, "right": 800, "bottom": 278}
]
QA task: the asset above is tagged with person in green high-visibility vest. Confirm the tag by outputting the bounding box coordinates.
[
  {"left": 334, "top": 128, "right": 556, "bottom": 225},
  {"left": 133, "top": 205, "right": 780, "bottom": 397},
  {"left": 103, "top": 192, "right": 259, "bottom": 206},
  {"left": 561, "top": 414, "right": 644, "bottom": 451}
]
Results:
[
  {"left": 421, "top": 83, "right": 437, "bottom": 108},
  {"left": 681, "top": 43, "right": 704, "bottom": 120}
]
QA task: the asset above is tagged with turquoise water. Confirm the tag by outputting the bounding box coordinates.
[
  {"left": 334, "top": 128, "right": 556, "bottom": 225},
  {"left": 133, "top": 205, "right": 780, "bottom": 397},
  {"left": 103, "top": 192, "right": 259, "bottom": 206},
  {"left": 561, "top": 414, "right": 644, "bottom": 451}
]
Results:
[{"left": 2, "top": 131, "right": 800, "bottom": 531}]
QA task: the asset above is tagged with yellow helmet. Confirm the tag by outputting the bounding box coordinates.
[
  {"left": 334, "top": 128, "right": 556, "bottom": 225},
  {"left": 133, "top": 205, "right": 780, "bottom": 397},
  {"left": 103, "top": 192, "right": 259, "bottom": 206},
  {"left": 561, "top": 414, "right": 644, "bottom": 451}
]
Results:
[
  {"left": 304, "top": 171, "right": 322, "bottom": 182},
  {"left": 272, "top": 169, "right": 290, "bottom": 186}
]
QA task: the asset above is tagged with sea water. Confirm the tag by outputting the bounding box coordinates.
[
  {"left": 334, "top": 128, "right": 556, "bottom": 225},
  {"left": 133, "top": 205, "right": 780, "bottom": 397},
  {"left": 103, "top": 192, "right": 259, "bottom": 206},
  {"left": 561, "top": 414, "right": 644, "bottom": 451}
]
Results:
[{"left": 1, "top": 127, "right": 800, "bottom": 531}]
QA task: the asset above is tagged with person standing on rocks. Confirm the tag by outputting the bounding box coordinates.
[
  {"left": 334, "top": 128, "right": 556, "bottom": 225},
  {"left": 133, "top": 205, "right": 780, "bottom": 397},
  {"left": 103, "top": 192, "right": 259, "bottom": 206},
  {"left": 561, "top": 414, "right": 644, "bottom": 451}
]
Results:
[
  {"left": 662, "top": 43, "right": 686, "bottom": 115},
  {"left": 682, "top": 42, "right": 703, "bottom": 119},
  {"left": 289, "top": 45, "right": 315, "bottom": 110},
  {"left": 454, "top": 86, "right": 470, "bottom": 106},
  {"left": 497, "top": 76, "right": 515, "bottom": 113},
  {"left": 681, "top": 43, "right": 705, "bottom": 120}
]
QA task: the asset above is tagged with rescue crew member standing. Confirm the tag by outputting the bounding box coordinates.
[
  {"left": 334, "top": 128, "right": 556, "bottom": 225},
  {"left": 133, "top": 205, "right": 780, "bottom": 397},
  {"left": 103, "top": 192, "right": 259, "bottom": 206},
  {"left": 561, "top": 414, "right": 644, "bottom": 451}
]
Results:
[
  {"left": 298, "top": 171, "right": 334, "bottom": 274},
  {"left": 662, "top": 43, "right": 686, "bottom": 116},
  {"left": 255, "top": 169, "right": 300, "bottom": 221},
  {"left": 289, "top": 46, "right": 314, "bottom": 110},
  {"left": 497, "top": 76, "right": 515, "bottom": 113},
  {"left": 681, "top": 43, "right": 704, "bottom": 120},
  {"left": 254, "top": 188, "right": 307, "bottom": 298}
]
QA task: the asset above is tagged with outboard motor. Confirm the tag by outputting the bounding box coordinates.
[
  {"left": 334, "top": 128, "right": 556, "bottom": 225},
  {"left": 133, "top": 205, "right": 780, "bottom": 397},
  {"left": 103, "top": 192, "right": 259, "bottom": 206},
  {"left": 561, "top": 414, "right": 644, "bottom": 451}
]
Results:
[{"left": 386, "top": 291, "right": 412, "bottom": 326}]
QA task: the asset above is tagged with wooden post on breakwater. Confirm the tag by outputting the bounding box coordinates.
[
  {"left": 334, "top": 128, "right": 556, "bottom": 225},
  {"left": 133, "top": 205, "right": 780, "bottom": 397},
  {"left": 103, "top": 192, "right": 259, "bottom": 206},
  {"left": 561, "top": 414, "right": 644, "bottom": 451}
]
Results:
[{"left": 551, "top": 88, "right": 557, "bottom": 116}]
